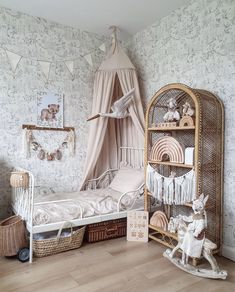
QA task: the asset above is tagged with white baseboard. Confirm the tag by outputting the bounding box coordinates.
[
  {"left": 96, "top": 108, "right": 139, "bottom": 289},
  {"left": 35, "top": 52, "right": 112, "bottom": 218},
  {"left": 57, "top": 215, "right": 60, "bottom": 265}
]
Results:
[{"left": 222, "top": 245, "right": 235, "bottom": 262}]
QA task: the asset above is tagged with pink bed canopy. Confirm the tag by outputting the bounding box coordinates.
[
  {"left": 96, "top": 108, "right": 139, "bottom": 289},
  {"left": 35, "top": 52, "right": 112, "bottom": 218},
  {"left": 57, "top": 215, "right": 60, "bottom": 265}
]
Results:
[{"left": 80, "top": 33, "right": 145, "bottom": 189}]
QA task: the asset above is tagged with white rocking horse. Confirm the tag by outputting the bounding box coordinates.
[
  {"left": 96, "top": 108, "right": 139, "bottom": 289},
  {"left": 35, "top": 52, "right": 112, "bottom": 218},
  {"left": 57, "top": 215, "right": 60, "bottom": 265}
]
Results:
[{"left": 163, "top": 194, "right": 227, "bottom": 279}]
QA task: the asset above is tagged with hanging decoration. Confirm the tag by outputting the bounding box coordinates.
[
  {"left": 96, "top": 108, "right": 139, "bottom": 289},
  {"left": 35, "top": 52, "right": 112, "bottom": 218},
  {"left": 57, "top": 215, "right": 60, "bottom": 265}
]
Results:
[
  {"left": 64, "top": 60, "right": 75, "bottom": 79},
  {"left": 22, "top": 129, "right": 75, "bottom": 161},
  {"left": 146, "top": 164, "right": 196, "bottom": 205},
  {"left": 84, "top": 54, "right": 93, "bottom": 66},
  {"left": 66, "top": 130, "right": 75, "bottom": 157},
  {"left": 22, "top": 128, "right": 34, "bottom": 158},
  {"left": 2, "top": 40, "right": 108, "bottom": 77},
  {"left": 109, "top": 25, "right": 118, "bottom": 48},
  {"left": 87, "top": 88, "right": 135, "bottom": 121},
  {"left": 5, "top": 50, "right": 22, "bottom": 74},
  {"left": 99, "top": 43, "right": 106, "bottom": 52},
  {"left": 38, "top": 61, "right": 51, "bottom": 81}
]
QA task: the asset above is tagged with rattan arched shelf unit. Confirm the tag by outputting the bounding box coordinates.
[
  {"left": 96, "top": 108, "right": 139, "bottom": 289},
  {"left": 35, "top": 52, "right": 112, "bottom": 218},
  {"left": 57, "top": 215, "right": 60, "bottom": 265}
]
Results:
[{"left": 144, "top": 83, "right": 224, "bottom": 253}]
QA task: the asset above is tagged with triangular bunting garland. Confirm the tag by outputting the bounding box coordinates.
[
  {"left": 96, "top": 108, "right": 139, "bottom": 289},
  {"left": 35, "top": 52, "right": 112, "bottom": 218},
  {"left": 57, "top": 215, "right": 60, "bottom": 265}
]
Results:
[
  {"left": 84, "top": 54, "right": 93, "bottom": 67},
  {"left": 5, "top": 50, "right": 22, "bottom": 73},
  {"left": 3, "top": 39, "right": 106, "bottom": 77},
  {"left": 99, "top": 43, "right": 106, "bottom": 52},
  {"left": 64, "top": 60, "right": 74, "bottom": 79},
  {"left": 39, "top": 61, "right": 51, "bottom": 81}
]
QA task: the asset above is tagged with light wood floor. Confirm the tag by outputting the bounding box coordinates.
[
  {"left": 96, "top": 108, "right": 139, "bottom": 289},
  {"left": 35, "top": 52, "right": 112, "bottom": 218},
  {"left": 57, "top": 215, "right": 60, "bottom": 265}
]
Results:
[{"left": 0, "top": 238, "right": 234, "bottom": 292}]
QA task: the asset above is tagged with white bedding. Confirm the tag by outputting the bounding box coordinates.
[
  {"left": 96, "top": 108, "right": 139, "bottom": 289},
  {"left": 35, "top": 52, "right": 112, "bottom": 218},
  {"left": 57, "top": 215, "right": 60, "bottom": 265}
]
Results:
[{"left": 33, "top": 188, "right": 138, "bottom": 225}]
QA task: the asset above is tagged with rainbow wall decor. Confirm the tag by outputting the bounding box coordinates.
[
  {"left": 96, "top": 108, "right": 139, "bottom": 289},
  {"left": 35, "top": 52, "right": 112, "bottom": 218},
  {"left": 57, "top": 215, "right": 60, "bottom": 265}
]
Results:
[{"left": 150, "top": 136, "right": 184, "bottom": 163}]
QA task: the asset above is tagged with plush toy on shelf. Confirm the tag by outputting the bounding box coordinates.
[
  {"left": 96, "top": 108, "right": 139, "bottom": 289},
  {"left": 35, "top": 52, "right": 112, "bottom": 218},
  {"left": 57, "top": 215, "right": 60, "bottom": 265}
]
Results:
[
  {"left": 182, "top": 101, "right": 194, "bottom": 116},
  {"left": 179, "top": 101, "right": 195, "bottom": 127},
  {"left": 156, "top": 97, "right": 181, "bottom": 127},
  {"left": 163, "top": 97, "right": 180, "bottom": 123}
]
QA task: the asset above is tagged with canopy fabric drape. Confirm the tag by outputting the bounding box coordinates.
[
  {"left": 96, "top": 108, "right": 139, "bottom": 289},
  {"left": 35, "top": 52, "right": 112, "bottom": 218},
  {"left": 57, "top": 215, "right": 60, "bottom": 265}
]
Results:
[{"left": 80, "top": 44, "right": 145, "bottom": 189}]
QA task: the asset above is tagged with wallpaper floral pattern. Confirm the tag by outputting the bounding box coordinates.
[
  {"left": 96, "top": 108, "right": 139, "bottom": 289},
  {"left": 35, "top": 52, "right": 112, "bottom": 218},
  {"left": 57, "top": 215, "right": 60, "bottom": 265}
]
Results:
[
  {"left": 126, "top": 0, "right": 235, "bottom": 251},
  {"left": 0, "top": 0, "right": 234, "bottom": 256},
  {"left": 0, "top": 7, "right": 107, "bottom": 218}
]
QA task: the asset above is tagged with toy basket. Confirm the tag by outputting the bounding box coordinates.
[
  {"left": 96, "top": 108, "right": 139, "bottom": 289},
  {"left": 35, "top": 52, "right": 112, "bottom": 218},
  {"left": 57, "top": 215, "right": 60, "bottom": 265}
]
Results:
[
  {"left": 33, "top": 222, "right": 85, "bottom": 257},
  {"left": 0, "top": 215, "right": 28, "bottom": 256}
]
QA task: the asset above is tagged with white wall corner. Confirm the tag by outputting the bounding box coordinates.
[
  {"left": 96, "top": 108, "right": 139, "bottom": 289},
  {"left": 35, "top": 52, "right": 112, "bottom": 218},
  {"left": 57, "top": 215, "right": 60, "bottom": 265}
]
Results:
[{"left": 222, "top": 245, "right": 235, "bottom": 262}]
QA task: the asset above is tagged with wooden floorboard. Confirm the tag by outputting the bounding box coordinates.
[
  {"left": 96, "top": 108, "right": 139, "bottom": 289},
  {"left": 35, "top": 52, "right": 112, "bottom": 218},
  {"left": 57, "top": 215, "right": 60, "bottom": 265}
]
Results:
[{"left": 0, "top": 238, "right": 234, "bottom": 292}]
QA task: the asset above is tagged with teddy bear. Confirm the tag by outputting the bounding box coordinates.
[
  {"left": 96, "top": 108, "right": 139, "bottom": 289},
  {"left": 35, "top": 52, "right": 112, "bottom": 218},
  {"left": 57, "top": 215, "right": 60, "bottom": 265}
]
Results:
[{"left": 40, "top": 104, "right": 60, "bottom": 121}]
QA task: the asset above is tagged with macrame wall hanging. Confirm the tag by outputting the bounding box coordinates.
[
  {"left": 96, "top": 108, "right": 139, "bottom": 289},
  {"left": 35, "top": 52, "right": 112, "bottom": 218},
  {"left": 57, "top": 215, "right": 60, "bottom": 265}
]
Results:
[
  {"left": 146, "top": 164, "right": 196, "bottom": 205},
  {"left": 22, "top": 128, "right": 75, "bottom": 161}
]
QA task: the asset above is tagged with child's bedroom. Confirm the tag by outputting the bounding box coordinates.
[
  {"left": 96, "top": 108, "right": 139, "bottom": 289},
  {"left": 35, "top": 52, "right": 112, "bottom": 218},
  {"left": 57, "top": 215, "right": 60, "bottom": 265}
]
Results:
[{"left": 0, "top": 0, "right": 234, "bottom": 291}]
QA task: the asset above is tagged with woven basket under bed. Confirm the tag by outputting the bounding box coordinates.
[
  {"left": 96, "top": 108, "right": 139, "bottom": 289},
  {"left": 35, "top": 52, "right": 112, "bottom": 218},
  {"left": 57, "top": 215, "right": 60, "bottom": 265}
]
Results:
[
  {"left": 85, "top": 218, "right": 127, "bottom": 243},
  {"left": 33, "top": 223, "right": 86, "bottom": 258},
  {"left": 0, "top": 215, "right": 28, "bottom": 256}
]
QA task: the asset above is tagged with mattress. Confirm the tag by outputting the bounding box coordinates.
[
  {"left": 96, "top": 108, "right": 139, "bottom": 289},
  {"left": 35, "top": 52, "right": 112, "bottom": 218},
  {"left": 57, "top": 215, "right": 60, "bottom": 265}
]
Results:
[{"left": 33, "top": 188, "right": 140, "bottom": 225}]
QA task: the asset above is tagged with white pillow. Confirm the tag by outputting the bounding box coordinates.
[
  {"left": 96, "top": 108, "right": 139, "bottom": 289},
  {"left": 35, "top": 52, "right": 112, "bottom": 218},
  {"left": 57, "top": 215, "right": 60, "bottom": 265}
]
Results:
[{"left": 109, "top": 168, "right": 144, "bottom": 194}]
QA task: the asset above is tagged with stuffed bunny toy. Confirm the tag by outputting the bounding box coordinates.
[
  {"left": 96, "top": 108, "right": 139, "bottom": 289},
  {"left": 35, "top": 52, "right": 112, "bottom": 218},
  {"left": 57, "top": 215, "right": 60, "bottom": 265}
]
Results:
[{"left": 180, "top": 193, "right": 208, "bottom": 264}]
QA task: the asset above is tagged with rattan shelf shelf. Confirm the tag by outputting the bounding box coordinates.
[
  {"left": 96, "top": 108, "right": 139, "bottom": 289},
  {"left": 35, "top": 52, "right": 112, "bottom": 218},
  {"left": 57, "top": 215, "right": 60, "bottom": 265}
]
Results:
[
  {"left": 148, "top": 160, "right": 194, "bottom": 168},
  {"left": 144, "top": 83, "right": 224, "bottom": 253},
  {"left": 148, "top": 224, "right": 178, "bottom": 249},
  {"left": 147, "top": 192, "right": 192, "bottom": 207},
  {"left": 148, "top": 126, "right": 195, "bottom": 131},
  {"left": 149, "top": 224, "right": 178, "bottom": 239}
]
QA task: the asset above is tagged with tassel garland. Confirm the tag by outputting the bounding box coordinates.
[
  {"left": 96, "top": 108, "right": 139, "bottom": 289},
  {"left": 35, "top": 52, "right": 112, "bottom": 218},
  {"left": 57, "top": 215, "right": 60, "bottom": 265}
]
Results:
[{"left": 147, "top": 164, "right": 196, "bottom": 205}]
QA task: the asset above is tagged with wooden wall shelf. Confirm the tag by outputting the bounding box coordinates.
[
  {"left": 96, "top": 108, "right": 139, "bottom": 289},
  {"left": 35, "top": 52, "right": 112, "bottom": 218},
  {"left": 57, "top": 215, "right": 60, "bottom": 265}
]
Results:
[
  {"left": 148, "top": 160, "right": 194, "bottom": 169},
  {"left": 148, "top": 126, "right": 195, "bottom": 131},
  {"left": 147, "top": 192, "right": 193, "bottom": 207},
  {"left": 22, "top": 124, "right": 74, "bottom": 132}
]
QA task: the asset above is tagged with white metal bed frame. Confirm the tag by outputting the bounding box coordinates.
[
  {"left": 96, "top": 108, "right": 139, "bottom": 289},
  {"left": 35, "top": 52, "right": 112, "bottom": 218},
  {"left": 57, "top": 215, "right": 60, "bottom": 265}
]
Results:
[{"left": 11, "top": 147, "right": 144, "bottom": 263}]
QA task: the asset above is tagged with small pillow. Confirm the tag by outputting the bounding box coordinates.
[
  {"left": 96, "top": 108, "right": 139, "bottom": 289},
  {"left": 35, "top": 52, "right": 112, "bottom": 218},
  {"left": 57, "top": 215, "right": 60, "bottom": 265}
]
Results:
[{"left": 109, "top": 168, "right": 144, "bottom": 194}]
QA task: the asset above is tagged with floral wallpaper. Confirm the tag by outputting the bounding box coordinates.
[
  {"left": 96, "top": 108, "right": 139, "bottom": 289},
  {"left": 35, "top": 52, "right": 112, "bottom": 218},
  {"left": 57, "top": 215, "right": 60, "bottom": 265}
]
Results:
[
  {"left": 126, "top": 0, "right": 235, "bottom": 253},
  {"left": 0, "top": 7, "right": 107, "bottom": 218},
  {"left": 0, "top": 0, "right": 234, "bottom": 258}
]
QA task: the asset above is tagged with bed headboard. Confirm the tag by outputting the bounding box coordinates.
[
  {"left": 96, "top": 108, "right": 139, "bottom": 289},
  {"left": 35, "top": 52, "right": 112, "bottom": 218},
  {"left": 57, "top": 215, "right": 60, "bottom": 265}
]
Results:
[{"left": 119, "top": 147, "right": 144, "bottom": 169}]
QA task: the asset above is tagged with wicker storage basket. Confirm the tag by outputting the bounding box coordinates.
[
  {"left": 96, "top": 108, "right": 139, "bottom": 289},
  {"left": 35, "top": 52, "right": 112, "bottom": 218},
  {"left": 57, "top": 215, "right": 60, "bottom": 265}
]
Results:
[
  {"left": 33, "top": 223, "right": 85, "bottom": 258},
  {"left": 0, "top": 215, "right": 28, "bottom": 256},
  {"left": 10, "top": 171, "right": 29, "bottom": 188},
  {"left": 85, "top": 218, "right": 127, "bottom": 243}
]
